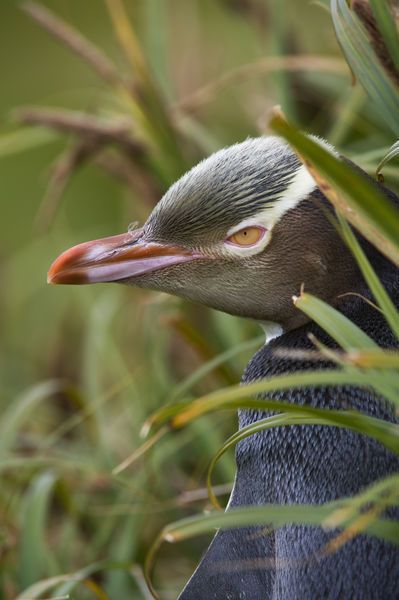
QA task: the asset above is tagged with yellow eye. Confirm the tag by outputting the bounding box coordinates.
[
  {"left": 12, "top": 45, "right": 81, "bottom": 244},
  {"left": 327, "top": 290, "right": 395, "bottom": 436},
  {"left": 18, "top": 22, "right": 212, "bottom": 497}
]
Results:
[{"left": 227, "top": 226, "right": 265, "bottom": 247}]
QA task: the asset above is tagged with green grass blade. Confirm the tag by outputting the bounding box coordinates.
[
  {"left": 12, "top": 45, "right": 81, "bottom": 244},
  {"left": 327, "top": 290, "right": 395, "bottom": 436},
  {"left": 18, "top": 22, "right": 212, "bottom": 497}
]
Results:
[
  {"left": 294, "top": 291, "right": 377, "bottom": 349},
  {"left": 342, "top": 349, "right": 399, "bottom": 369},
  {"left": 0, "top": 455, "right": 94, "bottom": 474},
  {"left": 160, "top": 505, "right": 399, "bottom": 545},
  {"left": 0, "top": 127, "right": 59, "bottom": 159},
  {"left": 377, "top": 140, "right": 399, "bottom": 176},
  {"left": 337, "top": 215, "right": 399, "bottom": 339},
  {"left": 269, "top": 111, "right": 399, "bottom": 264},
  {"left": 267, "top": 0, "right": 298, "bottom": 121},
  {"left": 16, "top": 574, "right": 74, "bottom": 600},
  {"left": 368, "top": 0, "right": 399, "bottom": 74},
  {"left": 144, "top": 500, "right": 399, "bottom": 596},
  {"left": 168, "top": 335, "right": 263, "bottom": 402},
  {"left": 0, "top": 381, "right": 62, "bottom": 457},
  {"left": 16, "top": 560, "right": 121, "bottom": 599},
  {"left": 18, "top": 471, "right": 58, "bottom": 588},
  {"left": 140, "top": 391, "right": 399, "bottom": 482},
  {"left": 324, "top": 473, "right": 399, "bottom": 527},
  {"left": 144, "top": 369, "right": 399, "bottom": 434},
  {"left": 331, "top": 0, "right": 399, "bottom": 135},
  {"left": 145, "top": 498, "right": 399, "bottom": 598},
  {"left": 293, "top": 290, "right": 399, "bottom": 404},
  {"left": 104, "top": 517, "right": 138, "bottom": 598},
  {"left": 104, "top": 0, "right": 187, "bottom": 181}
]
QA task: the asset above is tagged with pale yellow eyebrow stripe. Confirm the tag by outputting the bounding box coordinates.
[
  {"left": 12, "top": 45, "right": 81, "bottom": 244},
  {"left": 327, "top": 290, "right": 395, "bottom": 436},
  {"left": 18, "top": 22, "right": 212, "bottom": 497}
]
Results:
[{"left": 226, "top": 163, "right": 317, "bottom": 239}]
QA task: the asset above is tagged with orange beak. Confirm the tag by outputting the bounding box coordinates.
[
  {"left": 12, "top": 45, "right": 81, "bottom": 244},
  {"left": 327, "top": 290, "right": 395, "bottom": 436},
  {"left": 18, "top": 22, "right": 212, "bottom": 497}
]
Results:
[{"left": 47, "top": 228, "right": 203, "bottom": 285}]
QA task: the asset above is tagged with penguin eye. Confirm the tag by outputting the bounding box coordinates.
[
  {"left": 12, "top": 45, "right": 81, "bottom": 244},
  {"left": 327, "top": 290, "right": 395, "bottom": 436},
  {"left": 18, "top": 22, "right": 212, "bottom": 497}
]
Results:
[{"left": 226, "top": 226, "right": 266, "bottom": 247}]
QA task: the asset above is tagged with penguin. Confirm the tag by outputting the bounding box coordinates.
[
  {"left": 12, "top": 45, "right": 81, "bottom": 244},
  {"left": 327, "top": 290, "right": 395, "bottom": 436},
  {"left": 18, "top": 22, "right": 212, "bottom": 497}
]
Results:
[{"left": 48, "top": 136, "right": 399, "bottom": 599}]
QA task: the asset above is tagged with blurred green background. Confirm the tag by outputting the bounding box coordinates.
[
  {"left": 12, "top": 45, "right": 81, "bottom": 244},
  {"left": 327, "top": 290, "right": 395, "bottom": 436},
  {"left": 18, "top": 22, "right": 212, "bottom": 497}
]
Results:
[{"left": 1, "top": 1, "right": 398, "bottom": 598}]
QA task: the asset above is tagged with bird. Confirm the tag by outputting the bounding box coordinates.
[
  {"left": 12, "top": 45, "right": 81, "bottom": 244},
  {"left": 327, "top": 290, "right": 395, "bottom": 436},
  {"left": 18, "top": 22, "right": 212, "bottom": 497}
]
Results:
[{"left": 48, "top": 136, "right": 399, "bottom": 599}]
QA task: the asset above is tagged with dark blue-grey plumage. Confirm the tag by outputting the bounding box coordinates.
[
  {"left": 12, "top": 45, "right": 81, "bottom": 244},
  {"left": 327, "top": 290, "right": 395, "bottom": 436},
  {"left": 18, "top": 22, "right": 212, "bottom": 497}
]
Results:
[{"left": 179, "top": 240, "right": 399, "bottom": 599}]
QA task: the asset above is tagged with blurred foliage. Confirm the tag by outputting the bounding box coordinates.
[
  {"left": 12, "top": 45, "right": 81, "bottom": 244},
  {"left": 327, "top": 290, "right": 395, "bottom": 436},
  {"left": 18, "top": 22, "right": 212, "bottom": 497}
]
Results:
[{"left": 0, "top": 1, "right": 399, "bottom": 599}]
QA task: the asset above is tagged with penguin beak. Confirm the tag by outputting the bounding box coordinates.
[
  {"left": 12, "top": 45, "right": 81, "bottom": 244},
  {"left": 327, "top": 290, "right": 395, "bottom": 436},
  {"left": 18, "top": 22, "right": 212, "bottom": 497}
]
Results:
[{"left": 47, "top": 229, "right": 203, "bottom": 285}]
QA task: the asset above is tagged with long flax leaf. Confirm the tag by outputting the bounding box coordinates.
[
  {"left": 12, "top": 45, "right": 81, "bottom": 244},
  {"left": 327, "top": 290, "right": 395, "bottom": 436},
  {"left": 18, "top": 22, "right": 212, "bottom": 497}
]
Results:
[
  {"left": 294, "top": 292, "right": 398, "bottom": 404},
  {"left": 19, "top": 471, "right": 58, "bottom": 588},
  {"left": 16, "top": 560, "right": 129, "bottom": 600},
  {"left": 160, "top": 505, "right": 399, "bottom": 545},
  {"left": 104, "top": 0, "right": 187, "bottom": 180},
  {"left": 331, "top": 0, "right": 399, "bottom": 135},
  {"left": 269, "top": 111, "right": 399, "bottom": 264},
  {"left": 324, "top": 473, "right": 399, "bottom": 528},
  {"left": 337, "top": 215, "right": 399, "bottom": 339},
  {"left": 294, "top": 292, "right": 377, "bottom": 348},
  {"left": 144, "top": 369, "right": 399, "bottom": 434},
  {"left": 368, "top": 0, "right": 399, "bottom": 75},
  {"left": 0, "top": 381, "right": 62, "bottom": 457},
  {"left": 144, "top": 505, "right": 399, "bottom": 599},
  {"left": 341, "top": 349, "right": 399, "bottom": 369},
  {"left": 377, "top": 140, "right": 399, "bottom": 176}
]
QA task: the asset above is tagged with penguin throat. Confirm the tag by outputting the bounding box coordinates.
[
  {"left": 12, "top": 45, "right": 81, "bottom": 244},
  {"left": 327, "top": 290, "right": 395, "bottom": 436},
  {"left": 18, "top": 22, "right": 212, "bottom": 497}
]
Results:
[{"left": 258, "top": 320, "right": 284, "bottom": 344}]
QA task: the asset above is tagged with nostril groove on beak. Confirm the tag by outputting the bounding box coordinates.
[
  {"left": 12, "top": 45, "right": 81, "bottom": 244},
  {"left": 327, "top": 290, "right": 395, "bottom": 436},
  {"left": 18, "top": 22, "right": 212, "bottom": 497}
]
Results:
[{"left": 119, "top": 237, "right": 142, "bottom": 249}]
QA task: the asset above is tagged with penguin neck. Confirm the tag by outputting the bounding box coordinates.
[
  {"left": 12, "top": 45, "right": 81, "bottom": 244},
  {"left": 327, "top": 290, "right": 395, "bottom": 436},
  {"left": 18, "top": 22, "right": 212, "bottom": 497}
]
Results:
[
  {"left": 235, "top": 268, "right": 398, "bottom": 506},
  {"left": 258, "top": 320, "right": 284, "bottom": 344}
]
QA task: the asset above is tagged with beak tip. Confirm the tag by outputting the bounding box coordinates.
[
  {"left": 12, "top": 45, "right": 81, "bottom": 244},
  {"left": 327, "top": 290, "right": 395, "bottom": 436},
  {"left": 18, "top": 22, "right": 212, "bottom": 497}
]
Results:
[
  {"left": 47, "top": 260, "right": 63, "bottom": 285},
  {"left": 46, "top": 265, "right": 90, "bottom": 285},
  {"left": 47, "top": 246, "right": 90, "bottom": 285}
]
